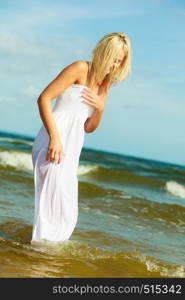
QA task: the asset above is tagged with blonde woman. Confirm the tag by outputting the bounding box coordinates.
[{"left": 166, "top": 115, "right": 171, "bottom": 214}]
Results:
[{"left": 31, "top": 32, "right": 131, "bottom": 244}]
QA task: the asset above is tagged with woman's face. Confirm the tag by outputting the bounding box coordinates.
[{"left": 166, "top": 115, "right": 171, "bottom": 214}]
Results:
[{"left": 107, "top": 49, "right": 125, "bottom": 74}]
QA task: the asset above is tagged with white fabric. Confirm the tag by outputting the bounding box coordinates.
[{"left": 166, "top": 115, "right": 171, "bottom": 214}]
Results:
[{"left": 31, "top": 84, "right": 94, "bottom": 244}]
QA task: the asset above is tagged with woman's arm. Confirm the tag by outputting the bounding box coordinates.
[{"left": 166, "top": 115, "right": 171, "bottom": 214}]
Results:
[
  {"left": 84, "top": 108, "right": 104, "bottom": 133},
  {"left": 37, "top": 60, "right": 87, "bottom": 164},
  {"left": 37, "top": 60, "right": 86, "bottom": 138}
]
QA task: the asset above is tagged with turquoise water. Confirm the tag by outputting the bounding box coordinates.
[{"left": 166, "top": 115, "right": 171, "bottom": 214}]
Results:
[{"left": 0, "top": 131, "right": 185, "bottom": 278}]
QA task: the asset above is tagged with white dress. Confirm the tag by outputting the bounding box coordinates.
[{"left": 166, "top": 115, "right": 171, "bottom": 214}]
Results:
[{"left": 31, "top": 84, "right": 95, "bottom": 244}]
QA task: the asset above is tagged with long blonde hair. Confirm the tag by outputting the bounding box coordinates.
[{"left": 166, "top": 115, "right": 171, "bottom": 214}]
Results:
[{"left": 87, "top": 32, "right": 131, "bottom": 93}]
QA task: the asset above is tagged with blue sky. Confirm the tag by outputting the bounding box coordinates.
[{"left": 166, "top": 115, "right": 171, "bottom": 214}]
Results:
[{"left": 0, "top": 0, "right": 185, "bottom": 166}]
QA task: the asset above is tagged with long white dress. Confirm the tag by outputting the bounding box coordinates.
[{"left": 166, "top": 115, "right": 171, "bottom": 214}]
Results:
[{"left": 31, "top": 84, "right": 95, "bottom": 244}]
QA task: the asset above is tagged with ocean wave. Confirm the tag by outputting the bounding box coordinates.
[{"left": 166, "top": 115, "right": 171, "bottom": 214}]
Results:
[
  {"left": 0, "top": 137, "right": 33, "bottom": 146},
  {"left": 0, "top": 150, "right": 33, "bottom": 171},
  {"left": 165, "top": 180, "right": 185, "bottom": 199},
  {"left": 0, "top": 149, "right": 99, "bottom": 176},
  {"left": 78, "top": 164, "right": 99, "bottom": 175},
  {"left": 135, "top": 252, "right": 185, "bottom": 278},
  {"left": 1, "top": 234, "right": 185, "bottom": 278}
]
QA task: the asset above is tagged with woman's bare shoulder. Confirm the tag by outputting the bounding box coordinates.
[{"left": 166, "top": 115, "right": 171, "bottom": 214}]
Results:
[
  {"left": 73, "top": 60, "right": 89, "bottom": 85},
  {"left": 71, "top": 60, "right": 88, "bottom": 73}
]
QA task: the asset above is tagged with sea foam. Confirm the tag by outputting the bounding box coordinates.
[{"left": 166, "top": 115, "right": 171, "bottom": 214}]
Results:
[{"left": 165, "top": 180, "right": 185, "bottom": 199}]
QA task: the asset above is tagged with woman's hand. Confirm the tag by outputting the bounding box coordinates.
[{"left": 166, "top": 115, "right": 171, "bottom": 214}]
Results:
[
  {"left": 81, "top": 88, "right": 104, "bottom": 112},
  {"left": 45, "top": 136, "right": 65, "bottom": 164}
]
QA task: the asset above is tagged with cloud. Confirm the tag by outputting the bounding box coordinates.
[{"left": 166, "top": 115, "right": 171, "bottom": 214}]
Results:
[
  {"left": 0, "top": 96, "right": 16, "bottom": 103},
  {"left": 0, "top": 1, "right": 146, "bottom": 31},
  {"left": 18, "top": 85, "right": 40, "bottom": 98},
  {"left": 0, "top": 31, "right": 53, "bottom": 56}
]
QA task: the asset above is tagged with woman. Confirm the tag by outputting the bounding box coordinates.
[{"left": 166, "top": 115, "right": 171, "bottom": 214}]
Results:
[{"left": 31, "top": 32, "right": 131, "bottom": 244}]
